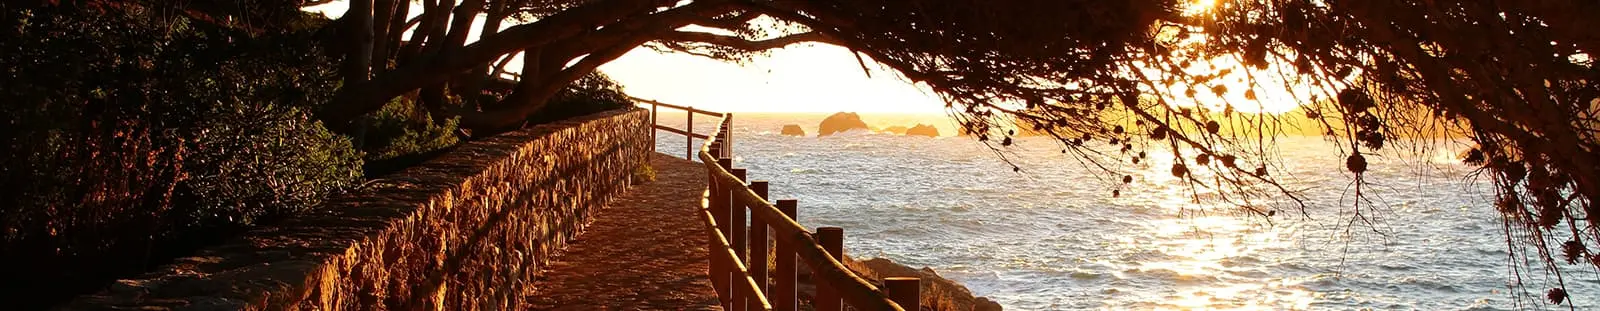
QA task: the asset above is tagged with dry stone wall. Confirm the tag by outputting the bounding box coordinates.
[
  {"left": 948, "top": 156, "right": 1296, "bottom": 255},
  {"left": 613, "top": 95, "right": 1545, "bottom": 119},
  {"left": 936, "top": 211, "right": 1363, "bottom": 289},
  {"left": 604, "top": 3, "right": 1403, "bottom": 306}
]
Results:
[{"left": 58, "top": 108, "right": 651, "bottom": 311}]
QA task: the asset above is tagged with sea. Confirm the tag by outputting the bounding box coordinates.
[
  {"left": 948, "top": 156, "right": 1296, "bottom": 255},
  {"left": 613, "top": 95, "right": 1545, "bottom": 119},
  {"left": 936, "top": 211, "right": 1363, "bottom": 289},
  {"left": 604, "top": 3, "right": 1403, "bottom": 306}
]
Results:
[{"left": 651, "top": 112, "right": 1600, "bottom": 310}]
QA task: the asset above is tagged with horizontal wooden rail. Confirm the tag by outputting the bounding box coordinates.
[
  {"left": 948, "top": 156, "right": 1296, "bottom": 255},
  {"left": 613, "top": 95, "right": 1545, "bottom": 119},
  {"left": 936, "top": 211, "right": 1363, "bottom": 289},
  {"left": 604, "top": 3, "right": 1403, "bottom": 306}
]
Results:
[
  {"left": 697, "top": 118, "right": 908, "bottom": 311},
  {"left": 632, "top": 96, "right": 726, "bottom": 118},
  {"left": 656, "top": 125, "right": 710, "bottom": 139},
  {"left": 634, "top": 96, "right": 729, "bottom": 159}
]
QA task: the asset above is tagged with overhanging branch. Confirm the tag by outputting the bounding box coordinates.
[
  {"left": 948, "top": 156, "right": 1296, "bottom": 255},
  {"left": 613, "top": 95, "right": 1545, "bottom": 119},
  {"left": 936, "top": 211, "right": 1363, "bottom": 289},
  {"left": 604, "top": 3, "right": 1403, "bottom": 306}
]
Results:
[{"left": 656, "top": 31, "right": 834, "bottom": 51}]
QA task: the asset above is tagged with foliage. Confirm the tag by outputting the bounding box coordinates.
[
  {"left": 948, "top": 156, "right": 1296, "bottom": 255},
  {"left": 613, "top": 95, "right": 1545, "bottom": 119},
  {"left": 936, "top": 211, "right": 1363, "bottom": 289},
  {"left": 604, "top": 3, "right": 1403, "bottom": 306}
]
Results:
[
  {"left": 1171, "top": 2, "right": 1600, "bottom": 303},
  {"left": 631, "top": 164, "right": 656, "bottom": 185},
  {"left": 525, "top": 72, "right": 633, "bottom": 125},
  {"left": 360, "top": 96, "right": 461, "bottom": 163},
  {"left": 0, "top": 6, "right": 358, "bottom": 307}
]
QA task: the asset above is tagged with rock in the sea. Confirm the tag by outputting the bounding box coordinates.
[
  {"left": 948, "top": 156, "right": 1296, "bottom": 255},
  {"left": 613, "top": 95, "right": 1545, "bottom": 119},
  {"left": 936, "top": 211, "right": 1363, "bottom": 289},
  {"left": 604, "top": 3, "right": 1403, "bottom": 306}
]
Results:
[
  {"left": 882, "top": 125, "right": 909, "bottom": 135},
  {"left": 817, "top": 112, "right": 870, "bottom": 136},
  {"left": 781, "top": 124, "right": 806, "bottom": 136},
  {"left": 975, "top": 297, "right": 1004, "bottom": 311},
  {"left": 906, "top": 124, "right": 940, "bottom": 137}
]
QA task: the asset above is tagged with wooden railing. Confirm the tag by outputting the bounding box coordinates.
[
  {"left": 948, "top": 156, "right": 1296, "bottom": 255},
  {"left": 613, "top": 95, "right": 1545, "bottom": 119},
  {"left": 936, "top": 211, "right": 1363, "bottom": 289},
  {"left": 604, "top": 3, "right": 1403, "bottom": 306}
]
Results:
[
  {"left": 633, "top": 97, "right": 730, "bottom": 160},
  {"left": 679, "top": 109, "right": 921, "bottom": 311}
]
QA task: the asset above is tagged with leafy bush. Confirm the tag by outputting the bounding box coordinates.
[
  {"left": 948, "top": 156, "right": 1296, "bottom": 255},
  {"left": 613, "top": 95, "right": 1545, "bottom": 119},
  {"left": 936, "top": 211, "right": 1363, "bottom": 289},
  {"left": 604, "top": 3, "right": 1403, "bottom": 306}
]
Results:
[
  {"left": 526, "top": 72, "right": 633, "bottom": 125},
  {"left": 361, "top": 97, "right": 461, "bottom": 161},
  {"left": 353, "top": 73, "right": 630, "bottom": 175},
  {"left": 631, "top": 164, "right": 656, "bottom": 185},
  {"left": 0, "top": 6, "right": 359, "bottom": 307},
  {"left": 356, "top": 96, "right": 462, "bottom": 176}
]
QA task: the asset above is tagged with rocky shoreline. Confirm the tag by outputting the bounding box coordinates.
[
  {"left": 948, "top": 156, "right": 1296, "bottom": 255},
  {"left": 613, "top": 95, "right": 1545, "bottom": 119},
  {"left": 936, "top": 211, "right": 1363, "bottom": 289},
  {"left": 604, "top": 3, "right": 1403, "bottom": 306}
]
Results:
[
  {"left": 783, "top": 253, "right": 1003, "bottom": 311},
  {"left": 844, "top": 256, "right": 1003, "bottom": 311}
]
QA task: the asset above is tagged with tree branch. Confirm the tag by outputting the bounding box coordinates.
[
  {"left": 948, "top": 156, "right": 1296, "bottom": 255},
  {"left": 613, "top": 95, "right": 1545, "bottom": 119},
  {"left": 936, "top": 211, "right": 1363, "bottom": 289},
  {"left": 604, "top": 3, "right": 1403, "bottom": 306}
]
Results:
[
  {"left": 322, "top": 0, "right": 728, "bottom": 125},
  {"left": 655, "top": 31, "right": 834, "bottom": 51},
  {"left": 461, "top": 38, "right": 646, "bottom": 131},
  {"left": 694, "top": 10, "right": 763, "bottom": 31}
]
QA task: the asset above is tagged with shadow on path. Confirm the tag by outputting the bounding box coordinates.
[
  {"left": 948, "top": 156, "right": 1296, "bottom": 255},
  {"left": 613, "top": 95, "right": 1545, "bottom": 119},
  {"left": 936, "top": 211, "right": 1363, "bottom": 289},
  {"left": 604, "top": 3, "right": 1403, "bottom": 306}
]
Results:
[{"left": 523, "top": 153, "right": 720, "bottom": 310}]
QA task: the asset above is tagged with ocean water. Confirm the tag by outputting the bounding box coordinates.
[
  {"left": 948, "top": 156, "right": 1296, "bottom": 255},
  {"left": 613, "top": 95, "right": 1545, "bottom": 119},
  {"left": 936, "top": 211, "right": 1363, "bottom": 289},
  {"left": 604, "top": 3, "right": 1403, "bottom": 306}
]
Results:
[{"left": 651, "top": 112, "right": 1600, "bottom": 310}]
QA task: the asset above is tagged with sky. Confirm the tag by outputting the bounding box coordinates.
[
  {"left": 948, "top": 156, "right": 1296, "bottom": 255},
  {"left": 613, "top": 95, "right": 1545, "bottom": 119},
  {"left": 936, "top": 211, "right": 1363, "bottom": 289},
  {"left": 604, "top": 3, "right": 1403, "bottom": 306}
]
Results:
[
  {"left": 304, "top": 2, "right": 947, "bottom": 113},
  {"left": 599, "top": 45, "right": 947, "bottom": 113}
]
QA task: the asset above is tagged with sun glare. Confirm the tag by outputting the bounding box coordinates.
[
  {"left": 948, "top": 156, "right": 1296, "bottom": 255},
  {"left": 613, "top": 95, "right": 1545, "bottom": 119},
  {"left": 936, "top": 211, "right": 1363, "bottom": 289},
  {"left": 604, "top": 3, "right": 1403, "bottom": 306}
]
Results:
[
  {"left": 1184, "top": 0, "right": 1219, "bottom": 15},
  {"left": 1138, "top": 0, "right": 1341, "bottom": 116}
]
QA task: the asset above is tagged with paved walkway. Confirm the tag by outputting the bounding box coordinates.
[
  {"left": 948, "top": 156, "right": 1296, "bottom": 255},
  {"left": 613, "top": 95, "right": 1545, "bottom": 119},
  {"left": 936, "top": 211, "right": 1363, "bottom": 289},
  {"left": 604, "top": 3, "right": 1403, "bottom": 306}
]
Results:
[{"left": 523, "top": 153, "right": 721, "bottom": 310}]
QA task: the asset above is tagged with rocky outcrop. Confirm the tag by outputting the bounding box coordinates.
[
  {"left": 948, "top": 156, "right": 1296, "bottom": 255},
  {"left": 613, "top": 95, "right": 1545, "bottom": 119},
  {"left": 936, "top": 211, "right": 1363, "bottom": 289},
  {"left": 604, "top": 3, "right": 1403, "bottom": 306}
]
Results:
[
  {"left": 767, "top": 242, "right": 1001, "bottom": 311},
  {"left": 781, "top": 124, "right": 806, "bottom": 136},
  {"left": 817, "top": 112, "right": 870, "bottom": 136},
  {"left": 60, "top": 109, "right": 652, "bottom": 311},
  {"left": 882, "top": 126, "right": 909, "bottom": 135},
  {"left": 906, "top": 124, "right": 940, "bottom": 137},
  {"left": 846, "top": 257, "right": 1003, "bottom": 311}
]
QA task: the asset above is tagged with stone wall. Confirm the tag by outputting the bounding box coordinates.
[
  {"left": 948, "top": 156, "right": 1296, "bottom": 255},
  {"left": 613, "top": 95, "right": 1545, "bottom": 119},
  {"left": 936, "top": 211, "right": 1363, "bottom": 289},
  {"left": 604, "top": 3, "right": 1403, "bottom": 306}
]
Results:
[{"left": 59, "top": 108, "right": 651, "bottom": 311}]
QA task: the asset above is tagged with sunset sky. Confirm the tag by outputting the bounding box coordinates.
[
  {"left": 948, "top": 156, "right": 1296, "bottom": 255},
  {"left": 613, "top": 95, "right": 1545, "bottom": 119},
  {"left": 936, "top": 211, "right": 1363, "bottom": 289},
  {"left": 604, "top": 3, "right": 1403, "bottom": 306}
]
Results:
[{"left": 599, "top": 45, "right": 947, "bottom": 113}]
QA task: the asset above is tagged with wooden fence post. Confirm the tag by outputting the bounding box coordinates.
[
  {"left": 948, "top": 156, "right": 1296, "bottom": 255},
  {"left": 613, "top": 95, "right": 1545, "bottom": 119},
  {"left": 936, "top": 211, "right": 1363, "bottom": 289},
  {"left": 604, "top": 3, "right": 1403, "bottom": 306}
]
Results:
[
  {"left": 707, "top": 155, "right": 728, "bottom": 307},
  {"left": 708, "top": 142, "right": 720, "bottom": 164},
  {"left": 730, "top": 171, "right": 748, "bottom": 260},
  {"left": 729, "top": 168, "right": 748, "bottom": 311},
  {"left": 748, "top": 181, "right": 770, "bottom": 303},
  {"left": 884, "top": 277, "right": 921, "bottom": 311},
  {"left": 814, "top": 227, "right": 845, "bottom": 311},
  {"left": 686, "top": 106, "right": 695, "bottom": 159},
  {"left": 724, "top": 113, "right": 734, "bottom": 158},
  {"left": 650, "top": 102, "right": 658, "bottom": 144},
  {"left": 717, "top": 158, "right": 734, "bottom": 236},
  {"left": 716, "top": 158, "right": 735, "bottom": 310},
  {"left": 773, "top": 199, "right": 799, "bottom": 311}
]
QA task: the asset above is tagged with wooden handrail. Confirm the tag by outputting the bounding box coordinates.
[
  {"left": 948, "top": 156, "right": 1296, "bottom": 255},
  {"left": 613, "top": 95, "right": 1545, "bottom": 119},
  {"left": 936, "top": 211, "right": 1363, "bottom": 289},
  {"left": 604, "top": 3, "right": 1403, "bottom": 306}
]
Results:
[
  {"left": 698, "top": 193, "right": 774, "bottom": 310},
  {"left": 655, "top": 125, "right": 710, "bottom": 139},
  {"left": 632, "top": 96, "right": 726, "bottom": 118},
  {"left": 697, "top": 117, "right": 911, "bottom": 311},
  {"left": 633, "top": 96, "right": 729, "bottom": 159}
]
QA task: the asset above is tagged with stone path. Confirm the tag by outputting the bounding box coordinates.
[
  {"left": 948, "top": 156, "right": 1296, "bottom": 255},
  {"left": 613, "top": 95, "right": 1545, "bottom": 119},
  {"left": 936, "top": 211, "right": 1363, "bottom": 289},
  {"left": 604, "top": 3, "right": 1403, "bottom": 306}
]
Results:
[{"left": 523, "top": 153, "right": 721, "bottom": 310}]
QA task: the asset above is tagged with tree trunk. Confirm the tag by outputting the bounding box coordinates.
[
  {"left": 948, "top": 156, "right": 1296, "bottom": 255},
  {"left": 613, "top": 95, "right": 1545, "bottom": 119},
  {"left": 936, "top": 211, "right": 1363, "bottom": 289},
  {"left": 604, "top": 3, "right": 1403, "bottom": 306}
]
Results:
[
  {"left": 341, "top": 0, "right": 374, "bottom": 86},
  {"left": 488, "top": 53, "right": 517, "bottom": 81},
  {"left": 454, "top": 4, "right": 509, "bottom": 103},
  {"left": 478, "top": 48, "right": 539, "bottom": 112},
  {"left": 370, "top": 0, "right": 396, "bottom": 74},
  {"left": 383, "top": 1, "right": 410, "bottom": 62},
  {"left": 417, "top": 0, "right": 456, "bottom": 61},
  {"left": 322, "top": 0, "right": 728, "bottom": 127},
  {"left": 397, "top": 0, "right": 441, "bottom": 63},
  {"left": 412, "top": 0, "right": 458, "bottom": 123},
  {"left": 462, "top": 37, "right": 648, "bottom": 132}
]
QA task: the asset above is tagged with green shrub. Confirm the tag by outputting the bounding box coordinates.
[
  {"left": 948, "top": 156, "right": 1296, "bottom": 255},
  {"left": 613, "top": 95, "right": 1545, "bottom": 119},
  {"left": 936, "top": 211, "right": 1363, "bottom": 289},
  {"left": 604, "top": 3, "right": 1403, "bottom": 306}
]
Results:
[
  {"left": 360, "top": 96, "right": 462, "bottom": 162},
  {"left": 0, "top": 7, "right": 359, "bottom": 307},
  {"left": 180, "top": 102, "right": 363, "bottom": 225},
  {"left": 526, "top": 72, "right": 633, "bottom": 125},
  {"left": 349, "top": 72, "right": 627, "bottom": 177}
]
